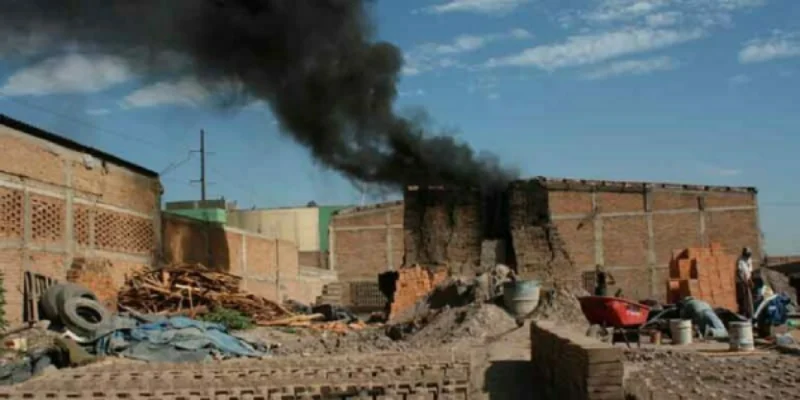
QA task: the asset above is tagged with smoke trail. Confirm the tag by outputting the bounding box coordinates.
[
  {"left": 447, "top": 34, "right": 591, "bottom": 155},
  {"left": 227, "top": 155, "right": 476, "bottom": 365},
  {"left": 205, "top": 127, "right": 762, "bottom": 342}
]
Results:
[{"left": 0, "top": 0, "right": 518, "bottom": 189}]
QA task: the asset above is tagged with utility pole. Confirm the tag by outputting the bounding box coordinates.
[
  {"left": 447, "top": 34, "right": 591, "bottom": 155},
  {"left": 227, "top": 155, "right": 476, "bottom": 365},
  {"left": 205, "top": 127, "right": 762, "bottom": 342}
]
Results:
[
  {"left": 191, "top": 129, "right": 208, "bottom": 201},
  {"left": 200, "top": 129, "right": 206, "bottom": 201}
]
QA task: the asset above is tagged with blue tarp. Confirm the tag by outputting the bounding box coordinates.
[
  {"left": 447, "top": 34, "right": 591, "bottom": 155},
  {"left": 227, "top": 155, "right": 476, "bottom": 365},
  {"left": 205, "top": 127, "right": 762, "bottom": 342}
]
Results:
[{"left": 94, "top": 316, "right": 266, "bottom": 362}]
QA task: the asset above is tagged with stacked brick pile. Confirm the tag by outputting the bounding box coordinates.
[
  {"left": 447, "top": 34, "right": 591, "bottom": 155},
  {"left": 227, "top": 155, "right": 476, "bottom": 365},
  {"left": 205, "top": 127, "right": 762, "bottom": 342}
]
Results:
[
  {"left": 388, "top": 264, "right": 448, "bottom": 321},
  {"left": 531, "top": 321, "right": 624, "bottom": 399},
  {"left": 666, "top": 243, "right": 737, "bottom": 309},
  {"left": 66, "top": 257, "right": 118, "bottom": 311}
]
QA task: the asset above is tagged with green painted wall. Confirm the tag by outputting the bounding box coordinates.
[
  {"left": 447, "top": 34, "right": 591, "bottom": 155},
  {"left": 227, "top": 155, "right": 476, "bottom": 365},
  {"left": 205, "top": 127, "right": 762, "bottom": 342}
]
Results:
[
  {"left": 165, "top": 208, "right": 227, "bottom": 224},
  {"left": 318, "top": 205, "right": 349, "bottom": 252}
]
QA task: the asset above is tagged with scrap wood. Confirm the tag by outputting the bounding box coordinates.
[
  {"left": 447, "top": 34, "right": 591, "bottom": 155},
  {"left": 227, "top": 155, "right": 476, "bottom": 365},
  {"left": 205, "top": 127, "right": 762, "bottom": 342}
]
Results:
[
  {"left": 258, "top": 313, "right": 325, "bottom": 326},
  {"left": 117, "top": 263, "right": 292, "bottom": 322}
]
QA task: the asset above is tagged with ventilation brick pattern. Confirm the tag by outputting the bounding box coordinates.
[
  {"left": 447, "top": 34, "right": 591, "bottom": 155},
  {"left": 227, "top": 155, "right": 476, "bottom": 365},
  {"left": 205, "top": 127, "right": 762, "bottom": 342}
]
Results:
[
  {"left": 0, "top": 187, "right": 23, "bottom": 238},
  {"left": 30, "top": 194, "right": 65, "bottom": 243},
  {"left": 95, "top": 210, "right": 154, "bottom": 255},
  {"left": 72, "top": 205, "right": 92, "bottom": 247}
]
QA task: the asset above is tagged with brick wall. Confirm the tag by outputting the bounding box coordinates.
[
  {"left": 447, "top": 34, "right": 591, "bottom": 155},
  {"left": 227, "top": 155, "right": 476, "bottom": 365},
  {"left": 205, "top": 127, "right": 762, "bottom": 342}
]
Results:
[
  {"left": 0, "top": 119, "right": 160, "bottom": 325},
  {"left": 531, "top": 321, "right": 625, "bottom": 400},
  {"left": 508, "top": 180, "right": 578, "bottom": 287},
  {"left": 403, "top": 187, "right": 484, "bottom": 276},
  {"left": 541, "top": 179, "right": 760, "bottom": 302},
  {"left": 329, "top": 201, "right": 404, "bottom": 281},
  {"left": 162, "top": 214, "right": 336, "bottom": 304},
  {"left": 402, "top": 178, "right": 761, "bottom": 303}
]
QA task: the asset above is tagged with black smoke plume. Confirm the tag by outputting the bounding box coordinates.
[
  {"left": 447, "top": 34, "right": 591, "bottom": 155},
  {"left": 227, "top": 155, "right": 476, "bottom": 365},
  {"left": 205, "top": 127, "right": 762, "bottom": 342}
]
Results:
[{"left": 0, "top": 0, "right": 518, "bottom": 190}]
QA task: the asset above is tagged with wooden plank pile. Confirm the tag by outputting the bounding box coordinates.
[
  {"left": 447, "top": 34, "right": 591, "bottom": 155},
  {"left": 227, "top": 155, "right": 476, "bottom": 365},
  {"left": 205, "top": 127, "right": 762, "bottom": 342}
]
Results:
[{"left": 117, "top": 263, "right": 292, "bottom": 324}]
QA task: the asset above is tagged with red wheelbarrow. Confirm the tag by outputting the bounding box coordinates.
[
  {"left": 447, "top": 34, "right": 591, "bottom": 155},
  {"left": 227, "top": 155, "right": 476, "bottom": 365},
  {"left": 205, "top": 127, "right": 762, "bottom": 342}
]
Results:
[{"left": 578, "top": 296, "right": 651, "bottom": 347}]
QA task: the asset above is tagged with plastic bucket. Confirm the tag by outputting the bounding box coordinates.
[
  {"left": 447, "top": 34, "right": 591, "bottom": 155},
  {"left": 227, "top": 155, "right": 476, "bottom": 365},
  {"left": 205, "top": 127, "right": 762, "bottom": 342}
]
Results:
[
  {"left": 503, "top": 280, "right": 541, "bottom": 317},
  {"left": 729, "top": 321, "right": 755, "bottom": 352},
  {"left": 670, "top": 319, "right": 692, "bottom": 345}
]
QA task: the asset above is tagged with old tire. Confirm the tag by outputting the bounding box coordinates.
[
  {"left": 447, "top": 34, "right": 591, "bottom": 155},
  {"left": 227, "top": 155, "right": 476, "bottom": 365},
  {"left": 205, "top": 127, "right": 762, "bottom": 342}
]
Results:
[
  {"left": 56, "top": 283, "right": 98, "bottom": 310},
  {"left": 39, "top": 285, "right": 65, "bottom": 322},
  {"left": 60, "top": 297, "right": 110, "bottom": 338}
]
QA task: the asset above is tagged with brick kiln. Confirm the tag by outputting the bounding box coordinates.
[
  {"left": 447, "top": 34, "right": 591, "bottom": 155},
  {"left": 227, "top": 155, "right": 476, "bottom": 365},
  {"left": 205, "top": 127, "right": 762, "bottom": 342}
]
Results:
[{"left": 402, "top": 177, "right": 761, "bottom": 303}]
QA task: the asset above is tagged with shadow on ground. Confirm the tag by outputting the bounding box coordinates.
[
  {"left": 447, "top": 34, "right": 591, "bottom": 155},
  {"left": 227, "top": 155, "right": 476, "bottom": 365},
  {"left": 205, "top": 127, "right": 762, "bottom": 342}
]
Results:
[{"left": 484, "top": 360, "right": 534, "bottom": 400}]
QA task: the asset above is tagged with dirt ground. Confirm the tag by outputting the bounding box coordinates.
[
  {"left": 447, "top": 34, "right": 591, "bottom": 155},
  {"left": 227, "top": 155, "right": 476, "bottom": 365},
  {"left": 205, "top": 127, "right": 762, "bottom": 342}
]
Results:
[
  {"left": 626, "top": 348, "right": 800, "bottom": 399},
  {"left": 235, "top": 302, "right": 537, "bottom": 398},
  {"left": 235, "top": 302, "right": 522, "bottom": 357}
]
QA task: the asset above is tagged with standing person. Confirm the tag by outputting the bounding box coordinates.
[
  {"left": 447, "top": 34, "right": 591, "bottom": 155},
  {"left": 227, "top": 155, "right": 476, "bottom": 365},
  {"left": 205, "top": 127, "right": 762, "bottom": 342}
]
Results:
[
  {"left": 595, "top": 264, "right": 615, "bottom": 296},
  {"left": 736, "top": 247, "right": 755, "bottom": 318}
]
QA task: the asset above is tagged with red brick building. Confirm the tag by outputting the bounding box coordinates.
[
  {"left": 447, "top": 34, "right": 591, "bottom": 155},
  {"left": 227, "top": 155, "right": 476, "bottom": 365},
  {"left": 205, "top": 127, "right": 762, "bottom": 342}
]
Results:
[
  {"left": 0, "top": 114, "right": 162, "bottom": 325},
  {"left": 328, "top": 201, "right": 404, "bottom": 282},
  {"left": 404, "top": 177, "right": 761, "bottom": 302}
]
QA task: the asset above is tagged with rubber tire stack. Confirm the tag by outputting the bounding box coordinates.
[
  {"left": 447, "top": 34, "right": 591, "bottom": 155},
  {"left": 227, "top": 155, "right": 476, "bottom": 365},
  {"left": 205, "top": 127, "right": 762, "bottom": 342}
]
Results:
[{"left": 39, "top": 283, "right": 111, "bottom": 339}]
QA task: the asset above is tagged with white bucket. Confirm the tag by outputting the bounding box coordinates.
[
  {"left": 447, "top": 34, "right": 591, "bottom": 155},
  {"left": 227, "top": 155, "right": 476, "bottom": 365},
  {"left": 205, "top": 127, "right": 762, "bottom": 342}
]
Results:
[
  {"left": 729, "top": 321, "right": 755, "bottom": 352},
  {"left": 670, "top": 319, "right": 692, "bottom": 345}
]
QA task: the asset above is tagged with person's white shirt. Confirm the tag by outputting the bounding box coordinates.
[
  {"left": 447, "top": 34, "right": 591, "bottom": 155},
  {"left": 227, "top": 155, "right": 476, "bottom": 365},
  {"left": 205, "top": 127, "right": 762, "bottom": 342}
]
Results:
[{"left": 736, "top": 256, "right": 752, "bottom": 282}]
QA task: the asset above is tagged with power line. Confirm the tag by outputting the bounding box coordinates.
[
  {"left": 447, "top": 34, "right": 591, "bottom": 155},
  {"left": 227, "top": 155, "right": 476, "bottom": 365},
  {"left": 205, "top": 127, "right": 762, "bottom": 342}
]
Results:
[
  {"left": 210, "top": 165, "right": 258, "bottom": 207},
  {"left": 160, "top": 151, "right": 194, "bottom": 175},
  {"left": 2, "top": 96, "right": 164, "bottom": 148}
]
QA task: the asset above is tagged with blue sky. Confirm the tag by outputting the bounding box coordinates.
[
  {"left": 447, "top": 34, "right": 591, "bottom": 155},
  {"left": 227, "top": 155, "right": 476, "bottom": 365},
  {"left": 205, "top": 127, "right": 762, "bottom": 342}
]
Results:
[{"left": 0, "top": 0, "right": 798, "bottom": 254}]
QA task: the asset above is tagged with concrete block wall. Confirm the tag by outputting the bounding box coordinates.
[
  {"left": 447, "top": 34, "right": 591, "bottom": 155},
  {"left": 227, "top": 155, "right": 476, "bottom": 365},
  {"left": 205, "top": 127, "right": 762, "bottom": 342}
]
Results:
[
  {"left": 162, "top": 214, "right": 336, "bottom": 304},
  {"left": 0, "top": 118, "right": 161, "bottom": 325},
  {"left": 328, "top": 201, "right": 404, "bottom": 282},
  {"left": 531, "top": 321, "right": 625, "bottom": 400}
]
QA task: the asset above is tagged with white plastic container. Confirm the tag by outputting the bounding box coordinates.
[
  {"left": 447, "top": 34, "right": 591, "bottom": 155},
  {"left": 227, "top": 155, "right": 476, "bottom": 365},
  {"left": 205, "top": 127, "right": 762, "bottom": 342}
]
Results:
[
  {"left": 729, "top": 321, "right": 755, "bottom": 352},
  {"left": 670, "top": 319, "right": 692, "bottom": 345}
]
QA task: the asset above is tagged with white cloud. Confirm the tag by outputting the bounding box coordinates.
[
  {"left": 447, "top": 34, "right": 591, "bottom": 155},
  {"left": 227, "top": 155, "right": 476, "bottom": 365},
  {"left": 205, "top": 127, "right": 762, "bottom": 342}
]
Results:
[
  {"left": 419, "top": 29, "right": 532, "bottom": 55},
  {"left": 583, "top": 56, "right": 677, "bottom": 79},
  {"left": 728, "top": 74, "right": 751, "bottom": 85},
  {"left": 560, "top": 0, "right": 765, "bottom": 30},
  {"left": 122, "top": 77, "right": 211, "bottom": 108},
  {"left": 424, "top": 0, "right": 529, "bottom": 15},
  {"left": 0, "top": 54, "right": 132, "bottom": 96},
  {"left": 739, "top": 31, "right": 800, "bottom": 63},
  {"left": 86, "top": 108, "right": 111, "bottom": 116},
  {"left": 404, "top": 28, "right": 532, "bottom": 76},
  {"left": 700, "top": 163, "right": 742, "bottom": 177},
  {"left": 645, "top": 11, "right": 683, "bottom": 27},
  {"left": 485, "top": 28, "right": 703, "bottom": 70},
  {"left": 584, "top": 0, "right": 669, "bottom": 23}
]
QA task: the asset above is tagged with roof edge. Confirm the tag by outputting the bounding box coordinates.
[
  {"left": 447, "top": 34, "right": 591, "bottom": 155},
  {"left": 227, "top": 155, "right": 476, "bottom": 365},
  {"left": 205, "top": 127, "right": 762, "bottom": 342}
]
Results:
[
  {"left": 516, "top": 176, "right": 757, "bottom": 194},
  {"left": 0, "top": 114, "right": 159, "bottom": 178},
  {"left": 333, "top": 200, "right": 404, "bottom": 216}
]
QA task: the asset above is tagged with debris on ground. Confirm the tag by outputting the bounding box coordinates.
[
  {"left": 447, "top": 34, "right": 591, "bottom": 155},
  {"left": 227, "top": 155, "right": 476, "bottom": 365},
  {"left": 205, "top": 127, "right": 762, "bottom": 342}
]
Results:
[
  {"left": 117, "top": 264, "right": 292, "bottom": 324},
  {"left": 525, "top": 285, "right": 587, "bottom": 326}
]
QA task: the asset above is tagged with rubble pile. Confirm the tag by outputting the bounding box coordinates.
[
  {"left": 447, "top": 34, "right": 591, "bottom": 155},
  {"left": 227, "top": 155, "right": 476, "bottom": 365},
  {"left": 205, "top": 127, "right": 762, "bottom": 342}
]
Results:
[
  {"left": 117, "top": 263, "right": 291, "bottom": 324},
  {"left": 667, "top": 243, "right": 737, "bottom": 309},
  {"left": 525, "top": 284, "right": 588, "bottom": 325}
]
